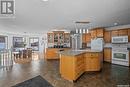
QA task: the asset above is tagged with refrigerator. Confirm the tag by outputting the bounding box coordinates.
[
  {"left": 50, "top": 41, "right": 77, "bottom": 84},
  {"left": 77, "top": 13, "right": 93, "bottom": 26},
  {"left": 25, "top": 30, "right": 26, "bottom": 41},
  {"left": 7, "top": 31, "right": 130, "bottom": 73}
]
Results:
[{"left": 91, "top": 38, "right": 104, "bottom": 51}]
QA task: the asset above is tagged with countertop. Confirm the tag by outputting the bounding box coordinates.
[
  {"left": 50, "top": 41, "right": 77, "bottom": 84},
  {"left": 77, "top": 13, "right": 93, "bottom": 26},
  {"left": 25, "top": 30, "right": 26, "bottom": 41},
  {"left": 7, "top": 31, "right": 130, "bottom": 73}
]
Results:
[{"left": 60, "top": 49, "right": 102, "bottom": 56}]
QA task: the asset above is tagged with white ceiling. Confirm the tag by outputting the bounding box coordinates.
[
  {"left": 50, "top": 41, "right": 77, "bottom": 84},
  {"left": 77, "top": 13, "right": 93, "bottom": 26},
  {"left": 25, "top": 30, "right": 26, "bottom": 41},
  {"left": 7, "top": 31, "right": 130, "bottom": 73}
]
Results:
[{"left": 0, "top": 0, "right": 130, "bottom": 33}]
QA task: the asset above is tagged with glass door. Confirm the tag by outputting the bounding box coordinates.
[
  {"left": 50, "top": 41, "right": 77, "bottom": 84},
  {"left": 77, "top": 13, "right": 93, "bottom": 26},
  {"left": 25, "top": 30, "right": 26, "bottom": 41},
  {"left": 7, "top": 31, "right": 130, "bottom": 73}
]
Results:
[
  {"left": 59, "top": 33, "right": 64, "bottom": 44},
  {"left": 48, "top": 33, "right": 53, "bottom": 43}
]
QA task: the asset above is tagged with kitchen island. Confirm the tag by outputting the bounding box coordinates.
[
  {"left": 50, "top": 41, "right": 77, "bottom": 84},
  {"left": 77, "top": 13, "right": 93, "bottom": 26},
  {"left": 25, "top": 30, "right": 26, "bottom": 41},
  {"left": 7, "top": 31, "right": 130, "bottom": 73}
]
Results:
[{"left": 60, "top": 50, "right": 103, "bottom": 81}]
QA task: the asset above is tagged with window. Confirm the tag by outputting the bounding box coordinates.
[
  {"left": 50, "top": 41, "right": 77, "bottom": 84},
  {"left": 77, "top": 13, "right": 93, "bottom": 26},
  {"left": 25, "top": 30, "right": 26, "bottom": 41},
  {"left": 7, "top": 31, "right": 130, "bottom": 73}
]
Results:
[
  {"left": 29, "top": 37, "right": 39, "bottom": 51},
  {"left": 0, "top": 36, "right": 8, "bottom": 49}
]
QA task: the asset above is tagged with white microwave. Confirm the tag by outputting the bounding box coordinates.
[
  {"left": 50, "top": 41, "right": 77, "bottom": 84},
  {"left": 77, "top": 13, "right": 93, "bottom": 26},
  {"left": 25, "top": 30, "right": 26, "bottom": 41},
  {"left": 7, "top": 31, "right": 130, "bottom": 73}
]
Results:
[{"left": 112, "top": 36, "right": 128, "bottom": 43}]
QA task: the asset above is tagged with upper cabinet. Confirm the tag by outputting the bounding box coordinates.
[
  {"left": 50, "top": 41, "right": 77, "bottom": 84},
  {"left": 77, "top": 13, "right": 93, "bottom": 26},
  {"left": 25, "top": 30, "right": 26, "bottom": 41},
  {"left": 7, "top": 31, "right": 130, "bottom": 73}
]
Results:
[
  {"left": 111, "top": 29, "right": 128, "bottom": 36},
  {"left": 82, "top": 34, "right": 86, "bottom": 43},
  {"left": 96, "top": 28, "right": 104, "bottom": 37},
  {"left": 86, "top": 33, "right": 91, "bottom": 43},
  {"left": 52, "top": 31, "right": 64, "bottom": 45},
  {"left": 64, "top": 33, "right": 70, "bottom": 43},
  {"left": 111, "top": 30, "right": 118, "bottom": 36},
  {"left": 91, "top": 28, "right": 104, "bottom": 39},
  {"left": 118, "top": 29, "right": 128, "bottom": 36},
  {"left": 47, "top": 31, "right": 70, "bottom": 48},
  {"left": 128, "top": 29, "right": 130, "bottom": 35},
  {"left": 104, "top": 31, "right": 111, "bottom": 43},
  {"left": 128, "top": 29, "right": 130, "bottom": 42},
  {"left": 82, "top": 33, "right": 91, "bottom": 43},
  {"left": 91, "top": 29, "right": 97, "bottom": 39},
  {"left": 47, "top": 33, "right": 53, "bottom": 43}
]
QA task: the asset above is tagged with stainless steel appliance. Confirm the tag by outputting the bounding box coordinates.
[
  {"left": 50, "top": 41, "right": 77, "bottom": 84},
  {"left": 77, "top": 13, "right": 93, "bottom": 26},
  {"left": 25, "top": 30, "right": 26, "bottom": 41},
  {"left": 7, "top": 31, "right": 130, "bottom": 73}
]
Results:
[
  {"left": 71, "top": 34, "right": 82, "bottom": 50},
  {"left": 112, "top": 36, "right": 129, "bottom": 66}
]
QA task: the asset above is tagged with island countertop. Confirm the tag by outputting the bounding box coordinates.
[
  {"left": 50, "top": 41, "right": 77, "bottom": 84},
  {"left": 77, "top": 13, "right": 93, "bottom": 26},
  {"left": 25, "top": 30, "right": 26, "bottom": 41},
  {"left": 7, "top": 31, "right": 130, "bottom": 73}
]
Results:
[{"left": 60, "top": 49, "right": 102, "bottom": 56}]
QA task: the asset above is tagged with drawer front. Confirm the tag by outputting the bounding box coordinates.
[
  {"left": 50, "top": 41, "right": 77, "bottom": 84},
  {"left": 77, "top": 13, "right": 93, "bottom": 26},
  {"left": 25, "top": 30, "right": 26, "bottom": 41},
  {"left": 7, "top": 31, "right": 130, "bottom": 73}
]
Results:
[
  {"left": 75, "top": 67, "right": 84, "bottom": 79},
  {"left": 76, "top": 60, "right": 84, "bottom": 67},
  {"left": 76, "top": 63, "right": 84, "bottom": 71},
  {"left": 90, "top": 53, "right": 99, "bottom": 57}
]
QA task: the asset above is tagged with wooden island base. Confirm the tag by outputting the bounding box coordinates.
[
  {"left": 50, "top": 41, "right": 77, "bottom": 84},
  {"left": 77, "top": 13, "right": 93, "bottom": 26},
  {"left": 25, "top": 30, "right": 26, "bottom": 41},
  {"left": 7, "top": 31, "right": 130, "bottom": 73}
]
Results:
[{"left": 60, "top": 50, "right": 103, "bottom": 81}]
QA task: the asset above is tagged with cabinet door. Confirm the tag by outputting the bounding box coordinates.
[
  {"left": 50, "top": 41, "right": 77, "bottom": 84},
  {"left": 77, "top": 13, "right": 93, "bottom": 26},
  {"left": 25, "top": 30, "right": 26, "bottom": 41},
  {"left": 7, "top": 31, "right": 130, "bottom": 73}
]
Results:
[
  {"left": 90, "top": 53, "right": 101, "bottom": 71},
  {"left": 82, "top": 34, "right": 86, "bottom": 43},
  {"left": 96, "top": 28, "right": 104, "bottom": 37},
  {"left": 104, "top": 48, "right": 112, "bottom": 62},
  {"left": 59, "top": 33, "right": 64, "bottom": 44},
  {"left": 111, "top": 30, "right": 118, "bottom": 36},
  {"left": 54, "top": 33, "right": 59, "bottom": 43},
  {"left": 84, "top": 53, "right": 91, "bottom": 71},
  {"left": 128, "top": 29, "right": 130, "bottom": 42},
  {"left": 86, "top": 33, "right": 91, "bottom": 43},
  {"left": 104, "top": 31, "right": 111, "bottom": 43},
  {"left": 118, "top": 29, "right": 128, "bottom": 36},
  {"left": 64, "top": 33, "right": 70, "bottom": 43},
  {"left": 47, "top": 33, "right": 53, "bottom": 43},
  {"left": 91, "top": 29, "right": 97, "bottom": 39}
]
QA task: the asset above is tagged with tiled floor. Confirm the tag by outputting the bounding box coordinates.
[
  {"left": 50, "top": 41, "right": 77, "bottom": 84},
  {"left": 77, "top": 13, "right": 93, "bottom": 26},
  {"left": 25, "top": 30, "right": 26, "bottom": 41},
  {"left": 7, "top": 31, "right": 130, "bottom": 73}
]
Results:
[{"left": 0, "top": 59, "right": 130, "bottom": 87}]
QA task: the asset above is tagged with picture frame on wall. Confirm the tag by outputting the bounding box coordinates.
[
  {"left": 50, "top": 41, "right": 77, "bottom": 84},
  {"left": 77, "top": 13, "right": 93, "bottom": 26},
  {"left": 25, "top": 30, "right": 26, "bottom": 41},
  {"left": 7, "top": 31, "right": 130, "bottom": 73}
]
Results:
[{"left": 13, "top": 37, "right": 24, "bottom": 48}]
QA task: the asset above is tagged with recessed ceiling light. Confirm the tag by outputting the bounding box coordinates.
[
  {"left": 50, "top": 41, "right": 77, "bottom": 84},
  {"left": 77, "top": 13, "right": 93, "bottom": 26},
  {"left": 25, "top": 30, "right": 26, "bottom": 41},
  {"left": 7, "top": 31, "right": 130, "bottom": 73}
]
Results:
[
  {"left": 114, "top": 22, "right": 118, "bottom": 26},
  {"left": 42, "top": 0, "right": 48, "bottom": 2}
]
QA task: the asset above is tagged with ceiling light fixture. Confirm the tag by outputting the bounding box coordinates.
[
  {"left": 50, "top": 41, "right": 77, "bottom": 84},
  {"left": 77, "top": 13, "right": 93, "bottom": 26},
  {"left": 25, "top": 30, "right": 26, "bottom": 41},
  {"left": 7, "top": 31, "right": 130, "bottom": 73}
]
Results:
[{"left": 114, "top": 22, "right": 118, "bottom": 26}]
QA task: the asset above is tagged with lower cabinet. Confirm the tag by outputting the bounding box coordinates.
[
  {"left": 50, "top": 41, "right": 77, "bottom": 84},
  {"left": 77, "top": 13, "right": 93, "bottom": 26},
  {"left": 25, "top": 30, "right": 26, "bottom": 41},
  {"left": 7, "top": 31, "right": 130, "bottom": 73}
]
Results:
[
  {"left": 45, "top": 48, "right": 70, "bottom": 59},
  {"left": 85, "top": 52, "right": 103, "bottom": 71},
  {"left": 45, "top": 48, "right": 59, "bottom": 59},
  {"left": 60, "top": 54, "right": 85, "bottom": 81},
  {"left": 60, "top": 52, "right": 103, "bottom": 81},
  {"left": 104, "top": 48, "right": 112, "bottom": 63}
]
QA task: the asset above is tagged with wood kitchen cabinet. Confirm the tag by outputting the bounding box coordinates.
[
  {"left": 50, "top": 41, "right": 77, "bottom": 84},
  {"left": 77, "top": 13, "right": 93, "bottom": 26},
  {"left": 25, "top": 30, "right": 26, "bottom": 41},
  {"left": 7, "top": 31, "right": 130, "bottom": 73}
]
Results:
[
  {"left": 45, "top": 48, "right": 59, "bottom": 59},
  {"left": 86, "top": 33, "right": 91, "bottom": 43},
  {"left": 60, "top": 54, "right": 85, "bottom": 81},
  {"left": 84, "top": 52, "right": 103, "bottom": 71},
  {"left": 118, "top": 29, "right": 128, "bottom": 36},
  {"left": 90, "top": 28, "right": 104, "bottom": 39},
  {"left": 82, "top": 34, "right": 86, "bottom": 43},
  {"left": 60, "top": 51, "right": 102, "bottom": 81},
  {"left": 104, "top": 31, "right": 111, "bottom": 43},
  {"left": 96, "top": 28, "right": 104, "bottom": 37},
  {"left": 64, "top": 33, "right": 70, "bottom": 43},
  {"left": 53, "top": 31, "right": 64, "bottom": 44},
  {"left": 47, "top": 31, "right": 70, "bottom": 48},
  {"left": 91, "top": 29, "right": 97, "bottom": 39},
  {"left": 45, "top": 48, "right": 70, "bottom": 59},
  {"left": 128, "top": 29, "right": 130, "bottom": 42},
  {"left": 82, "top": 33, "right": 91, "bottom": 43},
  {"left": 104, "top": 48, "right": 112, "bottom": 63},
  {"left": 47, "top": 33, "right": 53, "bottom": 43},
  {"left": 111, "top": 30, "right": 118, "bottom": 36}
]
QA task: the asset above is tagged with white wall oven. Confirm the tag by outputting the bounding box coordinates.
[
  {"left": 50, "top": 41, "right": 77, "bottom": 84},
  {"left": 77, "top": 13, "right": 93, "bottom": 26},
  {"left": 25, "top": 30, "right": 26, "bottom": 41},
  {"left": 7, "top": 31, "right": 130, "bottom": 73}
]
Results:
[
  {"left": 112, "top": 36, "right": 129, "bottom": 66},
  {"left": 112, "top": 48, "right": 129, "bottom": 66}
]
